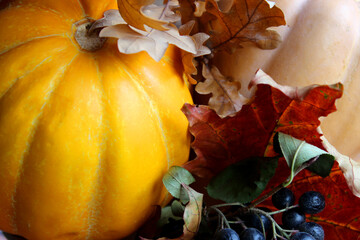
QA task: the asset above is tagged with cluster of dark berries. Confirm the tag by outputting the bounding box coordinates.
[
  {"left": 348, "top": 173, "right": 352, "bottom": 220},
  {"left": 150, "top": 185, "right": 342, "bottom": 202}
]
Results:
[
  {"left": 273, "top": 188, "right": 325, "bottom": 240},
  {"left": 212, "top": 188, "right": 326, "bottom": 240}
]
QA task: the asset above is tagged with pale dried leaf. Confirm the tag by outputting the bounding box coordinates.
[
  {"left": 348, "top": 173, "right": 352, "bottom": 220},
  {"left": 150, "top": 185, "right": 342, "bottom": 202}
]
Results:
[
  {"left": 196, "top": 65, "right": 249, "bottom": 117},
  {"left": 181, "top": 184, "right": 203, "bottom": 239},
  {"left": 117, "top": 0, "right": 168, "bottom": 31},
  {"left": 100, "top": 24, "right": 168, "bottom": 61},
  {"left": 100, "top": 22, "right": 199, "bottom": 61},
  {"left": 100, "top": 3, "right": 209, "bottom": 62},
  {"left": 192, "top": 32, "right": 211, "bottom": 57},
  {"left": 179, "top": 21, "right": 211, "bottom": 84},
  {"left": 194, "top": 1, "right": 207, "bottom": 17},
  {"left": 143, "top": 0, "right": 181, "bottom": 23},
  {"left": 90, "top": 9, "right": 126, "bottom": 31},
  {"left": 249, "top": 69, "right": 315, "bottom": 100},
  {"left": 178, "top": 20, "right": 211, "bottom": 56},
  {"left": 149, "top": 26, "right": 198, "bottom": 54},
  {"left": 178, "top": 20, "right": 196, "bottom": 35},
  {"left": 319, "top": 128, "right": 360, "bottom": 198}
]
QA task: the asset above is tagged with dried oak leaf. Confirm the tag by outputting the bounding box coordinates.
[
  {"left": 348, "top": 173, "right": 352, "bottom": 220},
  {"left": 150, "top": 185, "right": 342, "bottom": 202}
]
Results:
[
  {"left": 258, "top": 161, "right": 360, "bottom": 239},
  {"left": 215, "top": 0, "right": 235, "bottom": 13},
  {"left": 99, "top": 3, "right": 210, "bottom": 62},
  {"left": 199, "top": 0, "right": 285, "bottom": 51},
  {"left": 181, "top": 73, "right": 343, "bottom": 178},
  {"left": 179, "top": 21, "right": 211, "bottom": 84},
  {"left": 117, "top": 0, "right": 168, "bottom": 31},
  {"left": 195, "top": 64, "right": 248, "bottom": 117}
]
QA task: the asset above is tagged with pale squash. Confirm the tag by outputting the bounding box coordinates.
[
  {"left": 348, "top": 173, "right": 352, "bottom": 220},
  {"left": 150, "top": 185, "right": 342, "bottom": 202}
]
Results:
[
  {"left": 214, "top": 0, "right": 360, "bottom": 160},
  {"left": 0, "top": 0, "right": 192, "bottom": 239}
]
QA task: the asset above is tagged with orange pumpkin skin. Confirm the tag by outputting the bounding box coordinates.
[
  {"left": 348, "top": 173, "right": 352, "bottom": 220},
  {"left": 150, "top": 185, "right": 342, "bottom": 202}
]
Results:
[
  {"left": 214, "top": 0, "right": 360, "bottom": 160},
  {"left": 0, "top": 1, "right": 192, "bottom": 239}
]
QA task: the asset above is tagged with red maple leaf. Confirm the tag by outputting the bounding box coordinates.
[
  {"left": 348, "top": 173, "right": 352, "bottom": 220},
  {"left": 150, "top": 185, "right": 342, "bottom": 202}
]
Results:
[
  {"left": 257, "top": 161, "right": 360, "bottom": 239},
  {"left": 182, "top": 83, "right": 343, "bottom": 178}
]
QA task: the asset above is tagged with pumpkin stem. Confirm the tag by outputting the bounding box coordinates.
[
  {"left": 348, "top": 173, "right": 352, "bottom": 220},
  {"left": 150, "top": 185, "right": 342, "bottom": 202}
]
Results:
[{"left": 74, "top": 20, "right": 106, "bottom": 52}]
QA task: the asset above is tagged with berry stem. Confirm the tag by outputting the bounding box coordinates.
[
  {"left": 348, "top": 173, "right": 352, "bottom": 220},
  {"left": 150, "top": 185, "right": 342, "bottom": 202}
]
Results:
[
  {"left": 268, "top": 204, "right": 299, "bottom": 215},
  {"left": 208, "top": 206, "right": 231, "bottom": 229},
  {"left": 211, "top": 202, "right": 247, "bottom": 209}
]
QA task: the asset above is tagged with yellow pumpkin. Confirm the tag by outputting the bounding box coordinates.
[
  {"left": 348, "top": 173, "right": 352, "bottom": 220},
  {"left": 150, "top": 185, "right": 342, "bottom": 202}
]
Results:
[
  {"left": 213, "top": 0, "right": 360, "bottom": 161},
  {"left": 0, "top": 0, "right": 192, "bottom": 239}
]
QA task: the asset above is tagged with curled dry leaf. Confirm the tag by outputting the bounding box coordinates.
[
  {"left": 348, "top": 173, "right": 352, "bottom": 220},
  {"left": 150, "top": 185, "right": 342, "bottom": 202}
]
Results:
[
  {"left": 117, "top": 0, "right": 168, "bottom": 31},
  {"left": 179, "top": 184, "right": 203, "bottom": 240},
  {"left": 199, "top": 0, "right": 285, "bottom": 51},
  {"left": 319, "top": 128, "right": 360, "bottom": 198},
  {"left": 179, "top": 21, "right": 211, "bottom": 84},
  {"left": 90, "top": 9, "right": 126, "bottom": 31},
  {"left": 99, "top": 2, "right": 210, "bottom": 62},
  {"left": 249, "top": 69, "right": 317, "bottom": 100},
  {"left": 100, "top": 24, "right": 168, "bottom": 61},
  {"left": 193, "top": 0, "right": 207, "bottom": 17},
  {"left": 195, "top": 64, "right": 248, "bottom": 117}
]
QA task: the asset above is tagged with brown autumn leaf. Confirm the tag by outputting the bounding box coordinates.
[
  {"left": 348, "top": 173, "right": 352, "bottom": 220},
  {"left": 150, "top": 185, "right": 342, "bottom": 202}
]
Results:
[
  {"left": 215, "top": 0, "right": 234, "bottom": 12},
  {"left": 117, "top": 0, "right": 168, "bottom": 31},
  {"left": 181, "top": 72, "right": 343, "bottom": 178},
  {"left": 199, "top": 0, "right": 285, "bottom": 51},
  {"left": 195, "top": 64, "right": 248, "bottom": 117}
]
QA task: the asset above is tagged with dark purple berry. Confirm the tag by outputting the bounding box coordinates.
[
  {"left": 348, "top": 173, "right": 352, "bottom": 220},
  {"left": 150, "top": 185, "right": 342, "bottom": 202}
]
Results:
[
  {"left": 272, "top": 187, "right": 295, "bottom": 209},
  {"left": 282, "top": 208, "right": 306, "bottom": 229},
  {"left": 290, "top": 232, "right": 316, "bottom": 240},
  {"left": 242, "top": 209, "right": 271, "bottom": 233},
  {"left": 240, "top": 228, "right": 265, "bottom": 240},
  {"left": 298, "top": 222, "right": 324, "bottom": 240},
  {"left": 299, "top": 191, "right": 325, "bottom": 214},
  {"left": 214, "top": 228, "right": 240, "bottom": 240}
]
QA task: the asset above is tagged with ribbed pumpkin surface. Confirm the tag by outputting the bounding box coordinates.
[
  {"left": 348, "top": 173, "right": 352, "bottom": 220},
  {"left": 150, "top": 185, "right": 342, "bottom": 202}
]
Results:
[{"left": 0, "top": 0, "right": 193, "bottom": 239}]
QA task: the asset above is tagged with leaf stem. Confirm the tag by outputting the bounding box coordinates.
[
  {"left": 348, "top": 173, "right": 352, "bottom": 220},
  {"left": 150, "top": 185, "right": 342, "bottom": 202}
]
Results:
[
  {"left": 249, "top": 156, "right": 318, "bottom": 208},
  {"left": 283, "top": 141, "right": 305, "bottom": 187}
]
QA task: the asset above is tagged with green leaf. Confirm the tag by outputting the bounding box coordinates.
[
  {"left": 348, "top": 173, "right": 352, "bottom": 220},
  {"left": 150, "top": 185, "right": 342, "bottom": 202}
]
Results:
[
  {"left": 171, "top": 200, "right": 185, "bottom": 217},
  {"left": 157, "top": 205, "right": 182, "bottom": 228},
  {"left": 206, "top": 157, "right": 278, "bottom": 203},
  {"left": 306, "top": 155, "right": 334, "bottom": 177},
  {"left": 162, "top": 166, "right": 195, "bottom": 199},
  {"left": 277, "top": 132, "right": 334, "bottom": 183}
]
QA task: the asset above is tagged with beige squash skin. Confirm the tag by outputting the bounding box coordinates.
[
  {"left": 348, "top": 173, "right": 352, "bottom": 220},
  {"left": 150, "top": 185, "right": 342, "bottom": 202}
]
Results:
[
  {"left": 214, "top": 0, "right": 360, "bottom": 160},
  {"left": 0, "top": 1, "right": 193, "bottom": 239}
]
